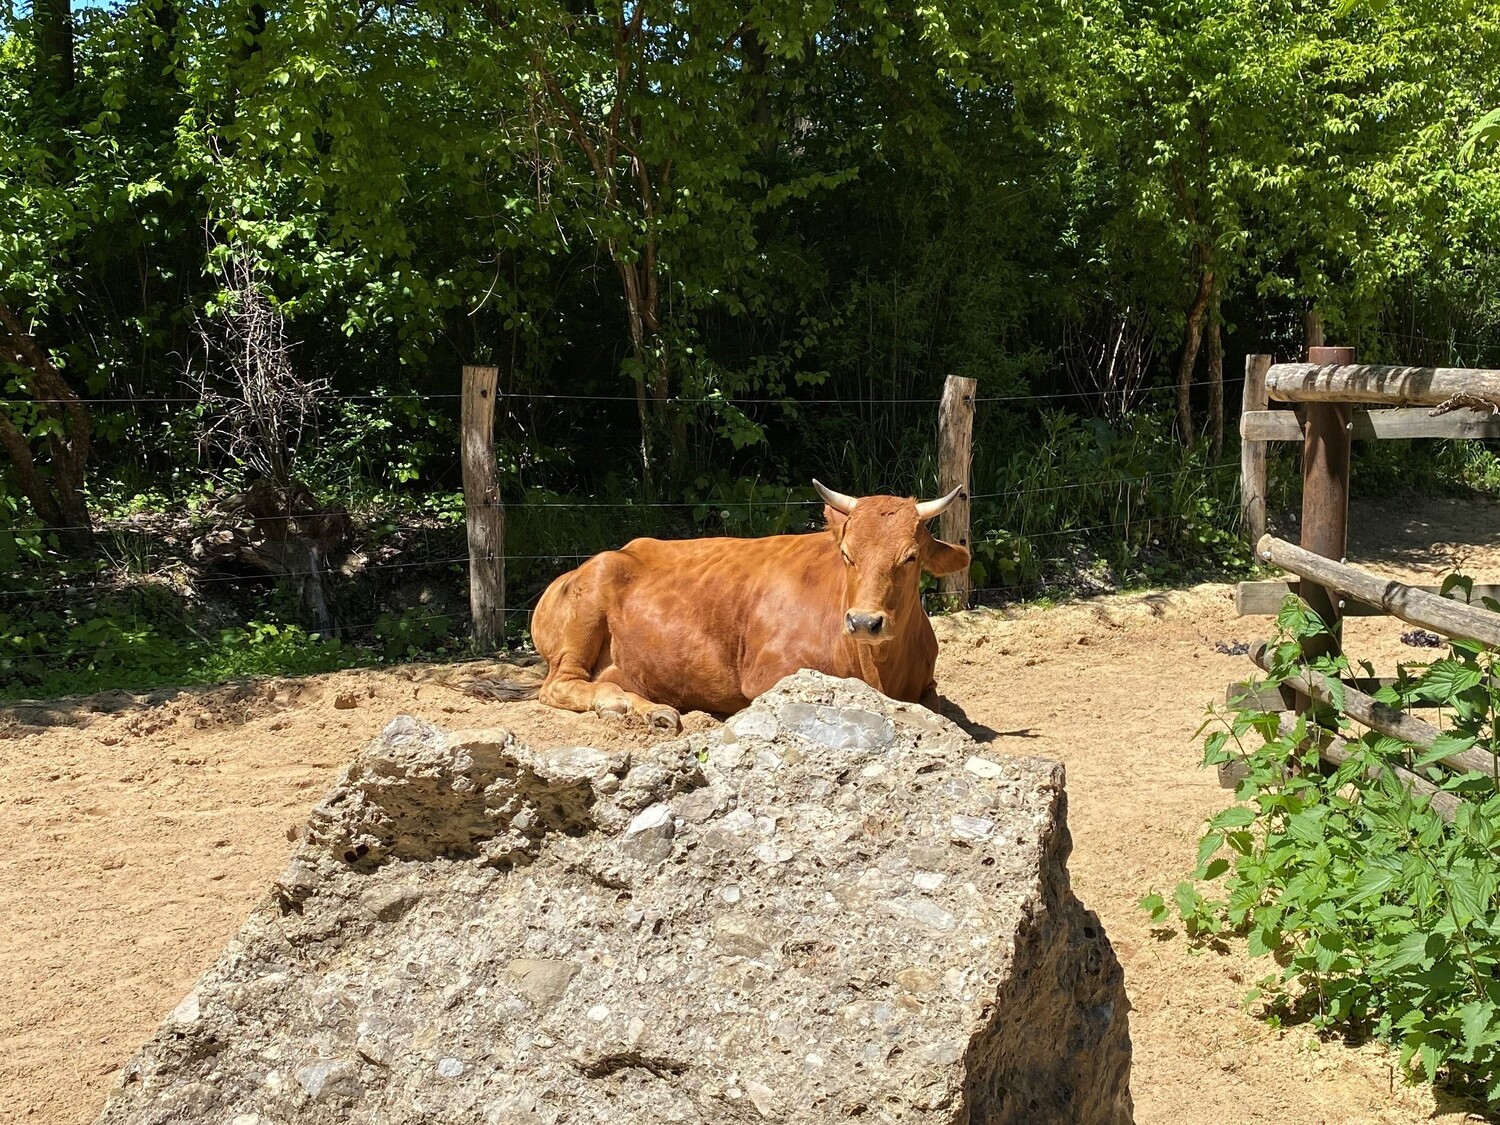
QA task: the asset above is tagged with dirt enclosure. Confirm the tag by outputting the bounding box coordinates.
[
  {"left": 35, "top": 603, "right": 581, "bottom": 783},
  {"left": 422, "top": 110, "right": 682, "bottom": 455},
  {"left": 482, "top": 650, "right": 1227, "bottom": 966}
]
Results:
[{"left": 3, "top": 497, "right": 1499, "bottom": 1124}]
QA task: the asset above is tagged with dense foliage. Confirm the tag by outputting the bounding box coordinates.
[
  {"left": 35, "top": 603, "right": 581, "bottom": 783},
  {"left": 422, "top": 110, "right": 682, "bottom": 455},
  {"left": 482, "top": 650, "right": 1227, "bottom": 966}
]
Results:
[
  {"left": 1149, "top": 594, "right": 1500, "bottom": 1100},
  {"left": 4, "top": 0, "right": 1500, "bottom": 691}
]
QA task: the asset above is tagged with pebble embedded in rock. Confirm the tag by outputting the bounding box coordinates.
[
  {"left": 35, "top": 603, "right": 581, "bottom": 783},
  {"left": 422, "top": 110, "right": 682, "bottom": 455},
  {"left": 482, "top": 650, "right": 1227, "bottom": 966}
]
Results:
[
  {"left": 746, "top": 1079, "right": 778, "bottom": 1119},
  {"left": 950, "top": 813, "right": 996, "bottom": 842},
  {"left": 729, "top": 711, "right": 779, "bottom": 742},
  {"left": 294, "top": 1058, "right": 357, "bottom": 1103},
  {"left": 964, "top": 756, "right": 1007, "bottom": 780},
  {"left": 506, "top": 959, "right": 580, "bottom": 1007},
  {"left": 167, "top": 992, "right": 200, "bottom": 1025},
  {"left": 619, "top": 803, "right": 675, "bottom": 864},
  {"left": 778, "top": 702, "right": 896, "bottom": 750}
]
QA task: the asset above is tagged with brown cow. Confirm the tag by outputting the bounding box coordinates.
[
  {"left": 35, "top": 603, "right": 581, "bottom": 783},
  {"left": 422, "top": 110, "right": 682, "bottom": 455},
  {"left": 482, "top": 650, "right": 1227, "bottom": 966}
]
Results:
[{"left": 495, "top": 481, "right": 969, "bottom": 730}]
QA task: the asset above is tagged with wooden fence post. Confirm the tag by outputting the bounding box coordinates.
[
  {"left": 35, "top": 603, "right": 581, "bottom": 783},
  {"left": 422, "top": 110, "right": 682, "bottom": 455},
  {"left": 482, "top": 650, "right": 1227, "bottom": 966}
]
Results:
[
  {"left": 937, "top": 374, "right": 978, "bottom": 608},
  {"left": 461, "top": 365, "right": 504, "bottom": 649},
  {"left": 1240, "top": 354, "right": 1271, "bottom": 545},
  {"left": 1295, "top": 344, "right": 1355, "bottom": 679}
]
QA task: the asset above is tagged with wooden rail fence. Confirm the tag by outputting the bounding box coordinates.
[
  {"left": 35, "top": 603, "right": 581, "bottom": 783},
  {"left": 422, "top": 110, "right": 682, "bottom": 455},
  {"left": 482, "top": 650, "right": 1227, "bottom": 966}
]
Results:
[{"left": 1228, "top": 347, "right": 1500, "bottom": 818}]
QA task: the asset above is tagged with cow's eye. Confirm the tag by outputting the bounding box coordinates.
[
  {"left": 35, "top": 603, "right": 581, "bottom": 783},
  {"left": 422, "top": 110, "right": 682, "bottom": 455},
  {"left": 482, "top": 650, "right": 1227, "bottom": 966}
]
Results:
[{"left": 901, "top": 551, "right": 918, "bottom": 565}]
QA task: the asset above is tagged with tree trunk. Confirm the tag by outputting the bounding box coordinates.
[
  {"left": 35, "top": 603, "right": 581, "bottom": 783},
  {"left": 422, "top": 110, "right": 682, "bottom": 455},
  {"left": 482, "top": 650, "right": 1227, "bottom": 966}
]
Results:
[
  {"left": 616, "top": 250, "right": 679, "bottom": 489},
  {"left": 741, "top": 29, "right": 775, "bottom": 157},
  {"left": 1176, "top": 265, "right": 1215, "bottom": 445},
  {"left": 1305, "top": 307, "right": 1325, "bottom": 351},
  {"left": 34, "top": 0, "right": 74, "bottom": 101},
  {"left": 616, "top": 258, "right": 655, "bottom": 485},
  {"left": 0, "top": 300, "right": 93, "bottom": 548},
  {"left": 1207, "top": 296, "right": 1224, "bottom": 459}
]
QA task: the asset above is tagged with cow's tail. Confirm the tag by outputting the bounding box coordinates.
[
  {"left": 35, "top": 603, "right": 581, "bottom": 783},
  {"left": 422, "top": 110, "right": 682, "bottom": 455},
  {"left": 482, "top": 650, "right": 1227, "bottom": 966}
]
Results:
[{"left": 454, "top": 677, "right": 543, "bottom": 702}]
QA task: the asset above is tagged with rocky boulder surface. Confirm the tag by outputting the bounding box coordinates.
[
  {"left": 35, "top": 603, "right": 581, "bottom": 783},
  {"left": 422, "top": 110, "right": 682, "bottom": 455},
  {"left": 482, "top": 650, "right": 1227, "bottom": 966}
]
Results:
[{"left": 97, "top": 671, "right": 1132, "bottom": 1124}]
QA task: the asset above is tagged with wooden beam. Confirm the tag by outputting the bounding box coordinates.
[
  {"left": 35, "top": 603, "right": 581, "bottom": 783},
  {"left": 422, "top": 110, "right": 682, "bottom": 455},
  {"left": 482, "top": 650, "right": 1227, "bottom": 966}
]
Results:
[
  {"left": 1241, "top": 407, "right": 1500, "bottom": 442},
  {"left": 1249, "top": 642, "right": 1496, "bottom": 775},
  {"left": 1228, "top": 678, "right": 1443, "bottom": 710},
  {"left": 1258, "top": 535, "right": 1500, "bottom": 648},
  {"left": 1267, "top": 363, "right": 1500, "bottom": 407},
  {"left": 1235, "top": 579, "right": 1500, "bottom": 616},
  {"left": 1304, "top": 721, "right": 1459, "bottom": 823},
  {"left": 1297, "top": 348, "right": 1353, "bottom": 673},
  {"left": 937, "top": 374, "right": 978, "bottom": 609},
  {"left": 1240, "top": 355, "right": 1271, "bottom": 545},
  {"left": 461, "top": 364, "right": 505, "bottom": 649}
]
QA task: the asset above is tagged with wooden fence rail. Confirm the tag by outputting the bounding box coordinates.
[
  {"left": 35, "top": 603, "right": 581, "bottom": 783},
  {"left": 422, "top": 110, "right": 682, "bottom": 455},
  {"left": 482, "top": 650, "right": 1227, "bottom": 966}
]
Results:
[
  {"left": 1256, "top": 535, "right": 1500, "bottom": 648},
  {"left": 1238, "top": 354, "right": 1500, "bottom": 552},
  {"left": 1246, "top": 642, "right": 1497, "bottom": 776},
  {"left": 1292, "top": 718, "right": 1461, "bottom": 823},
  {"left": 1265, "top": 363, "right": 1500, "bottom": 406},
  {"left": 1236, "top": 579, "right": 1500, "bottom": 617}
]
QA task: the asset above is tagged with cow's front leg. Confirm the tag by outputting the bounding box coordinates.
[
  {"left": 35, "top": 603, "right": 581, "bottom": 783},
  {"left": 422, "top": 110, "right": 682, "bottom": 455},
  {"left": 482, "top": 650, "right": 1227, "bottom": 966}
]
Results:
[
  {"left": 541, "top": 676, "right": 681, "bottom": 732},
  {"left": 919, "top": 683, "right": 945, "bottom": 715}
]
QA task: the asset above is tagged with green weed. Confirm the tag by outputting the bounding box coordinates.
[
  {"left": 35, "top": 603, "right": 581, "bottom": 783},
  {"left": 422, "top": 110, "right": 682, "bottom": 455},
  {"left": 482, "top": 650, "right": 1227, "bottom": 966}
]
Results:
[{"left": 1148, "top": 592, "right": 1500, "bottom": 1101}]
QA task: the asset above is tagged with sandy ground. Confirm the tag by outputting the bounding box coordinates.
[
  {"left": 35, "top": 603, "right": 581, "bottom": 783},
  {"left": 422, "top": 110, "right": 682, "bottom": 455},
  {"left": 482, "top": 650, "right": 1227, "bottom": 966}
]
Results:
[{"left": 4, "top": 495, "right": 1500, "bottom": 1124}]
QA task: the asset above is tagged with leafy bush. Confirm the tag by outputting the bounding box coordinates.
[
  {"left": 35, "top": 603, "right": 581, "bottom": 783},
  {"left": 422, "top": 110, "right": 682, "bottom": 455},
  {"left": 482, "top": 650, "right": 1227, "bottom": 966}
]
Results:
[
  {"left": 0, "top": 604, "right": 365, "bottom": 699},
  {"left": 372, "top": 607, "right": 454, "bottom": 661},
  {"left": 1147, "top": 594, "right": 1500, "bottom": 1101}
]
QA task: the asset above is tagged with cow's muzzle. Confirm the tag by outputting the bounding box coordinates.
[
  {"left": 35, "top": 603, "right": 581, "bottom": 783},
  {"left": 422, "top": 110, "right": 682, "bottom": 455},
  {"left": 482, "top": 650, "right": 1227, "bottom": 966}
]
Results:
[{"left": 845, "top": 610, "right": 890, "bottom": 643}]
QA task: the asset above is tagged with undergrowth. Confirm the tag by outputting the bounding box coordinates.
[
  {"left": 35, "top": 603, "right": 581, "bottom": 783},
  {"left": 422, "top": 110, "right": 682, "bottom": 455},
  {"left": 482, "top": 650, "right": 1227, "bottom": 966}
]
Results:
[{"left": 1145, "top": 589, "right": 1500, "bottom": 1102}]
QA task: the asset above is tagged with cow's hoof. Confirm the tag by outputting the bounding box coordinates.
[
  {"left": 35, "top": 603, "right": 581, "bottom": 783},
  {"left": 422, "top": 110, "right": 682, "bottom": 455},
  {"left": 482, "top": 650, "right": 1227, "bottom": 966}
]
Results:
[
  {"left": 647, "top": 707, "right": 682, "bottom": 734},
  {"left": 594, "top": 701, "right": 629, "bottom": 722}
]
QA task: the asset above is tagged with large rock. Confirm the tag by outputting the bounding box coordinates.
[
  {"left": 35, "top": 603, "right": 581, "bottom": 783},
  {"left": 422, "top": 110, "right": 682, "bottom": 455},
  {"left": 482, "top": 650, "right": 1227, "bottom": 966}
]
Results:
[{"left": 97, "top": 671, "right": 1132, "bottom": 1124}]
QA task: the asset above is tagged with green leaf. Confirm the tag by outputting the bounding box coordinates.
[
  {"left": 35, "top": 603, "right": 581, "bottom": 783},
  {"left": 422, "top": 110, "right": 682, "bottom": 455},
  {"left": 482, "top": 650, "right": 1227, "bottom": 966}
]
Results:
[
  {"left": 1461, "top": 1001, "right": 1497, "bottom": 1057},
  {"left": 1416, "top": 660, "right": 1483, "bottom": 702},
  {"left": 1413, "top": 732, "right": 1478, "bottom": 768},
  {"left": 1348, "top": 866, "right": 1397, "bottom": 903},
  {"left": 1383, "top": 930, "right": 1445, "bottom": 972},
  {"left": 1247, "top": 926, "right": 1280, "bottom": 958},
  {"left": 1210, "top": 806, "right": 1257, "bottom": 830},
  {"left": 1138, "top": 892, "right": 1169, "bottom": 923},
  {"left": 1195, "top": 831, "right": 1225, "bottom": 876}
]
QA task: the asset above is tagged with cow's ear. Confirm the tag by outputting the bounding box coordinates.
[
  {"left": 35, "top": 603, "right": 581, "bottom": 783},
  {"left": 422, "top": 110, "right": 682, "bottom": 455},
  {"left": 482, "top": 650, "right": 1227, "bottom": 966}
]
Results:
[
  {"left": 922, "top": 535, "right": 970, "bottom": 577},
  {"left": 823, "top": 505, "right": 849, "bottom": 532}
]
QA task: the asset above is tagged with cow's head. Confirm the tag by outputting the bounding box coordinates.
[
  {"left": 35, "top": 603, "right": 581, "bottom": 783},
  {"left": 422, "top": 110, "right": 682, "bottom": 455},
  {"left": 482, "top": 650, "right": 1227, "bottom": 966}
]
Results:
[{"left": 814, "top": 480, "right": 970, "bottom": 645}]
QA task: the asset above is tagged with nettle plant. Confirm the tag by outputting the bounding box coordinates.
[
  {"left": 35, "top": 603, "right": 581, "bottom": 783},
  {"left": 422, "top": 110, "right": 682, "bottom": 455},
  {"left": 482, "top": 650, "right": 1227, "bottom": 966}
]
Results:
[{"left": 1144, "top": 580, "right": 1500, "bottom": 1100}]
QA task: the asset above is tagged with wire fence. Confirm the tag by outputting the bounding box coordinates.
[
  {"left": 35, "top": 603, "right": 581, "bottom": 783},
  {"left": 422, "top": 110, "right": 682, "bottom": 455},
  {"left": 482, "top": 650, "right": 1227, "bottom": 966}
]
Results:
[
  {"left": 0, "top": 378, "right": 1256, "bottom": 682},
  {"left": 2, "top": 458, "right": 1244, "bottom": 537},
  {"left": 0, "top": 378, "right": 1245, "bottom": 409}
]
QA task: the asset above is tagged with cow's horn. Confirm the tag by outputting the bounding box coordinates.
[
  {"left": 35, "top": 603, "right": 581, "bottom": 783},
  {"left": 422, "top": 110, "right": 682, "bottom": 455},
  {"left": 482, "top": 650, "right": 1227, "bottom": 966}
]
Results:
[
  {"left": 812, "top": 479, "right": 857, "bottom": 514},
  {"left": 915, "top": 485, "right": 963, "bottom": 521}
]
